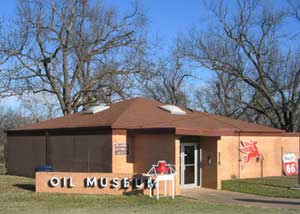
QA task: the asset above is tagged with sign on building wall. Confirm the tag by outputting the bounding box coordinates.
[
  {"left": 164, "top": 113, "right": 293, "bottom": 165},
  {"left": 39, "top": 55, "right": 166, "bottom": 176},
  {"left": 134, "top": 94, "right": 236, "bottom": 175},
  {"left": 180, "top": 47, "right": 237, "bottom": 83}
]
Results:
[
  {"left": 35, "top": 172, "right": 176, "bottom": 196},
  {"left": 36, "top": 172, "right": 151, "bottom": 194},
  {"left": 239, "top": 141, "right": 263, "bottom": 169},
  {"left": 282, "top": 153, "right": 298, "bottom": 176},
  {"left": 114, "top": 143, "right": 129, "bottom": 155}
]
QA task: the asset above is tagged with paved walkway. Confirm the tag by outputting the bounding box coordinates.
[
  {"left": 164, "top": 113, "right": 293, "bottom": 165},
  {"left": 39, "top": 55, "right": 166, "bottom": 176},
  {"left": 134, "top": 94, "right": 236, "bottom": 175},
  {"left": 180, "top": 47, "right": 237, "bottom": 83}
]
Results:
[{"left": 181, "top": 188, "right": 300, "bottom": 210}]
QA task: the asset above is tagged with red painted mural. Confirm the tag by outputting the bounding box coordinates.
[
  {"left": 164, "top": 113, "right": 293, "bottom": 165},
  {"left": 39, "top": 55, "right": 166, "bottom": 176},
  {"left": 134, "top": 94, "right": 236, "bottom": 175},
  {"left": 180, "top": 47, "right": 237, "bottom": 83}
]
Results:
[{"left": 239, "top": 141, "right": 264, "bottom": 168}]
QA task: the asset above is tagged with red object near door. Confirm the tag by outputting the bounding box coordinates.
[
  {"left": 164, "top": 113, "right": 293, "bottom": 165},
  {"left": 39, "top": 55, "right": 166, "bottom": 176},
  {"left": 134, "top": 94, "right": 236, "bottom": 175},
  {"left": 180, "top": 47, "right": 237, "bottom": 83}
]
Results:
[{"left": 155, "top": 161, "right": 169, "bottom": 174}]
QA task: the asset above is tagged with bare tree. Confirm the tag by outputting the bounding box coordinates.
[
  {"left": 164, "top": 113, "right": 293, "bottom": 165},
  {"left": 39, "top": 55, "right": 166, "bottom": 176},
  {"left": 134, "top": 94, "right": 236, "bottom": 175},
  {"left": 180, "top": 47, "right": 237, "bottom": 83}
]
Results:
[
  {"left": 0, "top": 21, "right": 12, "bottom": 98},
  {"left": 288, "top": 0, "right": 300, "bottom": 21},
  {"left": 18, "top": 92, "right": 60, "bottom": 121},
  {"left": 0, "top": 106, "right": 35, "bottom": 173},
  {"left": 142, "top": 47, "right": 192, "bottom": 106},
  {"left": 1, "top": 0, "right": 147, "bottom": 115},
  {"left": 196, "top": 72, "right": 245, "bottom": 117},
  {"left": 195, "top": 71, "right": 272, "bottom": 125},
  {"left": 181, "top": 0, "right": 300, "bottom": 131}
]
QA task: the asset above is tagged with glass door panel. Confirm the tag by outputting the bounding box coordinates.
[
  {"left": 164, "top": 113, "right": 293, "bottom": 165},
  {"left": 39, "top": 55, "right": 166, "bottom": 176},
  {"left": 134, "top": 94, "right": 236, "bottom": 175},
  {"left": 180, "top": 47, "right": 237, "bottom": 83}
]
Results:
[
  {"left": 180, "top": 144, "right": 197, "bottom": 186},
  {"left": 184, "top": 165, "right": 195, "bottom": 184}
]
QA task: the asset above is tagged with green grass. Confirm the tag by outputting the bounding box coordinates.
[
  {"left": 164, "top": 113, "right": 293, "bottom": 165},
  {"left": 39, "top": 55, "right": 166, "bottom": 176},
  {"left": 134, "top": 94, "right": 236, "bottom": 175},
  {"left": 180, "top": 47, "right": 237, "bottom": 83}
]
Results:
[
  {"left": 222, "top": 176, "right": 300, "bottom": 198},
  {"left": 0, "top": 175, "right": 298, "bottom": 214}
]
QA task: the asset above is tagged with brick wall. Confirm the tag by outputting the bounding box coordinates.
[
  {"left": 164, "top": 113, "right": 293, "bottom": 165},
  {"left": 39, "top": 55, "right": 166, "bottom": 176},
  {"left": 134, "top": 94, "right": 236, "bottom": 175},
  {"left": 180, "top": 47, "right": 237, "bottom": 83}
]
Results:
[
  {"left": 133, "top": 134, "right": 176, "bottom": 173},
  {"left": 217, "top": 136, "right": 300, "bottom": 189},
  {"left": 7, "top": 134, "right": 112, "bottom": 177},
  {"left": 48, "top": 135, "right": 112, "bottom": 172},
  {"left": 199, "top": 137, "right": 218, "bottom": 189},
  {"left": 7, "top": 136, "right": 46, "bottom": 177},
  {"left": 112, "top": 130, "right": 134, "bottom": 173},
  {"left": 133, "top": 134, "right": 180, "bottom": 195},
  {"left": 36, "top": 171, "right": 176, "bottom": 196}
]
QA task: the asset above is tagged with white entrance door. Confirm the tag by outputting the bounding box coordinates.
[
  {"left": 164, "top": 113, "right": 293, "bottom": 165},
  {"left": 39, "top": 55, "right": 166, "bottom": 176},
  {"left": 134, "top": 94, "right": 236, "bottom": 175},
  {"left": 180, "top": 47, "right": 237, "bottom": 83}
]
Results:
[{"left": 180, "top": 143, "right": 198, "bottom": 187}]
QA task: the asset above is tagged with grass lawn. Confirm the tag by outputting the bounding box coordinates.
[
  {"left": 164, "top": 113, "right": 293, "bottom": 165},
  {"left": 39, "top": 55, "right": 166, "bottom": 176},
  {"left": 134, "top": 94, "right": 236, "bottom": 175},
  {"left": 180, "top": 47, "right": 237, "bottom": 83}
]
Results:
[
  {"left": 222, "top": 176, "right": 300, "bottom": 198},
  {"left": 0, "top": 175, "right": 298, "bottom": 214}
]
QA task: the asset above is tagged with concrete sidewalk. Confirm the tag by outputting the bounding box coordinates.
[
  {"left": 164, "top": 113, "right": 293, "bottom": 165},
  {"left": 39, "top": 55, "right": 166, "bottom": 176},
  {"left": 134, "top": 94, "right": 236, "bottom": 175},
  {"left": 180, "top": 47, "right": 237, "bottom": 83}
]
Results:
[{"left": 181, "top": 188, "right": 300, "bottom": 210}]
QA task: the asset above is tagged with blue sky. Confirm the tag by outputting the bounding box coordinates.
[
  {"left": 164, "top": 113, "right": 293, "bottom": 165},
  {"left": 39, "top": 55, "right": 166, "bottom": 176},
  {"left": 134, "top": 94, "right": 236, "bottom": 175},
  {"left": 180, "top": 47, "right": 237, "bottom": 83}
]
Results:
[
  {"left": 0, "top": 0, "right": 207, "bottom": 44},
  {"left": 0, "top": 0, "right": 211, "bottom": 108},
  {"left": 0, "top": 0, "right": 295, "bottom": 109},
  {"left": 0, "top": 0, "right": 290, "bottom": 47},
  {"left": 107, "top": 0, "right": 206, "bottom": 42}
]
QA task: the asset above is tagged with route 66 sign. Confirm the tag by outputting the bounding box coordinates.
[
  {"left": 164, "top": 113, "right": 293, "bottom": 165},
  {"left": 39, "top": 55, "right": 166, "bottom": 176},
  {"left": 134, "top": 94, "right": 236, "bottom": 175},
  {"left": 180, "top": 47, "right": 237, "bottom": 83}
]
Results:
[{"left": 282, "top": 153, "right": 298, "bottom": 176}]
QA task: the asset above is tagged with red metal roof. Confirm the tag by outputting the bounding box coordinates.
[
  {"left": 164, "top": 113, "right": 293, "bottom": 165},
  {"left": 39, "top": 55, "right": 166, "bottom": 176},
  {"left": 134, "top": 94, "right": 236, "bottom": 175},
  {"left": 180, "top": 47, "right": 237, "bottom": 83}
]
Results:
[{"left": 10, "top": 97, "right": 284, "bottom": 135}]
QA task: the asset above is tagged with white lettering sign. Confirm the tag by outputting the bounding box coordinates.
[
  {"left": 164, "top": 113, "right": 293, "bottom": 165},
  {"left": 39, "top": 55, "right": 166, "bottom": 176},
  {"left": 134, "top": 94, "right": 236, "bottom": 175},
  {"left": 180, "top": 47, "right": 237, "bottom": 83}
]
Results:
[
  {"left": 134, "top": 178, "right": 143, "bottom": 188},
  {"left": 49, "top": 177, "right": 75, "bottom": 188},
  {"left": 112, "top": 178, "right": 120, "bottom": 188},
  {"left": 99, "top": 177, "right": 108, "bottom": 187},
  {"left": 48, "top": 176, "right": 151, "bottom": 189},
  {"left": 123, "top": 177, "right": 130, "bottom": 188},
  {"left": 49, "top": 177, "right": 60, "bottom": 187},
  {"left": 85, "top": 177, "right": 96, "bottom": 187},
  {"left": 283, "top": 153, "right": 296, "bottom": 163},
  {"left": 69, "top": 177, "right": 75, "bottom": 187}
]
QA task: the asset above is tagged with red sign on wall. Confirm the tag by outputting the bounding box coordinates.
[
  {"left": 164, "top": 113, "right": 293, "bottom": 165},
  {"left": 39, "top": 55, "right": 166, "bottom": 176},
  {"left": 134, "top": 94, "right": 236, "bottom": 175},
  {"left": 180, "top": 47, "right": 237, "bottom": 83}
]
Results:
[
  {"left": 239, "top": 141, "right": 263, "bottom": 169},
  {"left": 282, "top": 153, "right": 298, "bottom": 176}
]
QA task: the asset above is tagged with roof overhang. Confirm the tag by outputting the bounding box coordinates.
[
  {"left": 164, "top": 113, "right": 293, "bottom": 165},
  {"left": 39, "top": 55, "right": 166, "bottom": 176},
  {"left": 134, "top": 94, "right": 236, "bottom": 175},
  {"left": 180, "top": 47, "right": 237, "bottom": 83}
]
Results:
[
  {"left": 6, "top": 126, "right": 112, "bottom": 136},
  {"left": 6, "top": 126, "right": 298, "bottom": 137},
  {"left": 127, "top": 128, "right": 176, "bottom": 135},
  {"left": 176, "top": 128, "right": 236, "bottom": 136},
  {"left": 176, "top": 128, "right": 295, "bottom": 137}
]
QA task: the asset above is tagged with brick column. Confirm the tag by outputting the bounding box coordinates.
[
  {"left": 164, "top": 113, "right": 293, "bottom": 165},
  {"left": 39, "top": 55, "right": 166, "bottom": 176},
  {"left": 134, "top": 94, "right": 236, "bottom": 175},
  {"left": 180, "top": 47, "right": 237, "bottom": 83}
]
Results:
[
  {"left": 112, "top": 129, "right": 134, "bottom": 173},
  {"left": 175, "top": 137, "right": 181, "bottom": 195}
]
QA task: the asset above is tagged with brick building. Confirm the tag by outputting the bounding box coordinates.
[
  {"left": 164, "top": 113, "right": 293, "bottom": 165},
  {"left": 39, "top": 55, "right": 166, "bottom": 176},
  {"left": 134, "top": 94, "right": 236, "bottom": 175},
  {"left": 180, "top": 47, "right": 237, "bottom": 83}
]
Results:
[{"left": 6, "top": 97, "right": 300, "bottom": 191}]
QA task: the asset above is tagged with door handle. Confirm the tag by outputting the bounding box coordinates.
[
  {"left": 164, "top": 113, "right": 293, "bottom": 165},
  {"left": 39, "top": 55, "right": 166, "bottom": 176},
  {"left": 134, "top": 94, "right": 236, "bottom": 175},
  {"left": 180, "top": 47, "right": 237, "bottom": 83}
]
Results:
[{"left": 180, "top": 153, "right": 187, "bottom": 157}]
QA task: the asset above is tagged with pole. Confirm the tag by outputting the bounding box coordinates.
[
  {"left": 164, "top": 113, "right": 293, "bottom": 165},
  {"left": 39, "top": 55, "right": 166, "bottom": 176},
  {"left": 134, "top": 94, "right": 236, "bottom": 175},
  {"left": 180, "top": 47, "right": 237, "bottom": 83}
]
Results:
[
  {"left": 238, "top": 132, "right": 240, "bottom": 179},
  {"left": 298, "top": 158, "right": 300, "bottom": 186},
  {"left": 45, "top": 131, "right": 49, "bottom": 165},
  {"left": 298, "top": 135, "right": 300, "bottom": 187},
  {"left": 281, "top": 146, "right": 283, "bottom": 176},
  {"left": 88, "top": 149, "right": 90, "bottom": 172},
  {"left": 260, "top": 157, "right": 263, "bottom": 178},
  {"left": 3, "top": 141, "right": 6, "bottom": 174}
]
